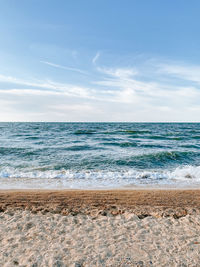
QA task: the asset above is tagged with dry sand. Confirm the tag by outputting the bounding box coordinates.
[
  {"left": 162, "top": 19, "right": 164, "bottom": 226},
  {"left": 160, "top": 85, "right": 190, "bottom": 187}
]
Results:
[{"left": 0, "top": 189, "right": 200, "bottom": 266}]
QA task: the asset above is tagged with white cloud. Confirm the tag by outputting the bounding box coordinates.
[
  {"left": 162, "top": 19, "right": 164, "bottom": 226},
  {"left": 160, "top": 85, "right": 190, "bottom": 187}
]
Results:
[
  {"left": 40, "top": 60, "right": 87, "bottom": 75},
  {"left": 0, "top": 74, "right": 92, "bottom": 99},
  {"left": 0, "top": 74, "right": 60, "bottom": 91},
  {"left": 95, "top": 67, "right": 165, "bottom": 102},
  {"left": 1, "top": 58, "right": 200, "bottom": 121},
  {"left": 99, "top": 67, "right": 138, "bottom": 77},
  {"left": 92, "top": 51, "right": 100, "bottom": 64},
  {"left": 0, "top": 88, "right": 59, "bottom": 96},
  {"left": 159, "top": 63, "right": 200, "bottom": 84}
]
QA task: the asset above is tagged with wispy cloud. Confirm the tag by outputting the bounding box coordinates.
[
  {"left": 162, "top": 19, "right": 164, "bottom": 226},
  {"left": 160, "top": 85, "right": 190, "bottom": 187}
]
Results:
[
  {"left": 0, "top": 74, "right": 93, "bottom": 99},
  {"left": 158, "top": 62, "right": 200, "bottom": 84},
  {"left": 94, "top": 67, "right": 159, "bottom": 102},
  {"left": 40, "top": 60, "right": 87, "bottom": 75},
  {"left": 0, "top": 74, "right": 58, "bottom": 91},
  {"left": 0, "top": 88, "right": 61, "bottom": 96},
  {"left": 97, "top": 67, "right": 138, "bottom": 79},
  {"left": 1, "top": 58, "right": 200, "bottom": 121},
  {"left": 92, "top": 51, "right": 100, "bottom": 64},
  {"left": 94, "top": 64, "right": 200, "bottom": 107}
]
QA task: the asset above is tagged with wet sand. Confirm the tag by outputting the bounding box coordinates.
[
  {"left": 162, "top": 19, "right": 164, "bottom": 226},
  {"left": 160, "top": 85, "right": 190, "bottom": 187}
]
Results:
[
  {"left": 0, "top": 189, "right": 200, "bottom": 266},
  {"left": 0, "top": 189, "right": 200, "bottom": 216}
]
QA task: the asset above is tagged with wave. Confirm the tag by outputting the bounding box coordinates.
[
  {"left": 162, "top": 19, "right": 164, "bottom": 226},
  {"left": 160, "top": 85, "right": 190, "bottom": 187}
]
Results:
[
  {"left": 191, "top": 136, "right": 200, "bottom": 139},
  {"left": 138, "top": 151, "right": 193, "bottom": 161},
  {"left": 73, "top": 129, "right": 152, "bottom": 136},
  {"left": 63, "top": 145, "right": 104, "bottom": 151},
  {"left": 101, "top": 142, "right": 138, "bottom": 147},
  {"left": 0, "top": 147, "right": 25, "bottom": 156},
  {"left": 116, "top": 151, "right": 200, "bottom": 168},
  {"left": 25, "top": 136, "right": 40, "bottom": 140},
  {"left": 148, "top": 135, "right": 183, "bottom": 140},
  {"left": 101, "top": 130, "right": 151, "bottom": 135},
  {"left": 0, "top": 165, "right": 200, "bottom": 189},
  {"left": 74, "top": 130, "right": 95, "bottom": 135},
  {"left": 0, "top": 166, "right": 197, "bottom": 180},
  {"left": 121, "top": 130, "right": 151, "bottom": 134}
]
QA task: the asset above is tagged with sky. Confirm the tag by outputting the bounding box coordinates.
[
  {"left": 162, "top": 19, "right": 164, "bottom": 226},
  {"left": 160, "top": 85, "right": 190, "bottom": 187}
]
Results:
[{"left": 1, "top": 1, "right": 200, "bottom": 122}]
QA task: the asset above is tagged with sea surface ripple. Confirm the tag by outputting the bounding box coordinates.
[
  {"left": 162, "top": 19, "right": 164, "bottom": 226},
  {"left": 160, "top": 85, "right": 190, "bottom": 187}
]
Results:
[{"left": 0, "top": 122, "right": 200, "bottom": 189}]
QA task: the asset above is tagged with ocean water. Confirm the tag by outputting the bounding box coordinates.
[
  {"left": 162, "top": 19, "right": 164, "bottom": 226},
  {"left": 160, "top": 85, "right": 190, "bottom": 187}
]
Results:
[{"left": 1, "top": 122, "right": 200, "bottom": 189}]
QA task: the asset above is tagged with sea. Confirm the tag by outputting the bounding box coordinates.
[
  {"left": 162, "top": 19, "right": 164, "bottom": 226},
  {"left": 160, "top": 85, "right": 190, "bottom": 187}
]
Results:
[{"left": 1, "top": 122, "right": 200, "bottom": 189}]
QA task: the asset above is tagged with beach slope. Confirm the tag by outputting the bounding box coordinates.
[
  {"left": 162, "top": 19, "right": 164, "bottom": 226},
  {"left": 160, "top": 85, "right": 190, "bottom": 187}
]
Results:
[{"left": 0, "top": 189, "right": 200, "bottom": 266}]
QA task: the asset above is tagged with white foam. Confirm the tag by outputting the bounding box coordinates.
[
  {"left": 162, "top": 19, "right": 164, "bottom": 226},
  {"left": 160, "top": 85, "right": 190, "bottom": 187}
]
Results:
[
  {"left": 0, "top": 165, "right": 200, "bottom": 189},
  {"left": 169, "top": 165, "right": 200, "bottom": 180}
]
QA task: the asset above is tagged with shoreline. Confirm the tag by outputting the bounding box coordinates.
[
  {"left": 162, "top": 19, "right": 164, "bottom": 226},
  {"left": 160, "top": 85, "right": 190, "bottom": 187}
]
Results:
[
  {"left": 1, "top": 185, "right": 200, "bottom": 190},
  {"left": 1, "top": 189, "right": 200, "bottom": 265}
]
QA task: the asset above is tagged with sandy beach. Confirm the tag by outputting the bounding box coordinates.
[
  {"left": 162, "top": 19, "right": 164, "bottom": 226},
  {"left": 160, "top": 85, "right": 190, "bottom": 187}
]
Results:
[{"left": 0, "top": 189, "right": 200, "bottom": 266}]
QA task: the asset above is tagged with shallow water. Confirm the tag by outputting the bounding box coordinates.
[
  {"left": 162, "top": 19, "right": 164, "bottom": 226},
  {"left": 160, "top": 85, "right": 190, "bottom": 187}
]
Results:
[{"left": 1, "top": 122, "right": 200, "bottom": 188}]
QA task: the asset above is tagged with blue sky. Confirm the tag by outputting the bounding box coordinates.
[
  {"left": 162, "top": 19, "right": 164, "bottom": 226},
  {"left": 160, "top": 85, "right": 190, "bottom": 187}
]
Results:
[{"left": 1, "top": 0, "right": 200, "bottom": 121}]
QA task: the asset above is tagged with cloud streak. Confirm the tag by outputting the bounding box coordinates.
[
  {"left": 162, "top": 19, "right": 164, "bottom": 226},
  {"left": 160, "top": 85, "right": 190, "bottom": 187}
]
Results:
[
  {"left": 1, "top": 58, "right": 200, "bottom": 121},
  {"left": 40, "top": 60, "right": 87, "bottom": 75},
  {"left": 92, "top": 51, "right": 100, "bottom": 64},
  {"left": 0, "top": 74, "right": 93, "bottom": 99},
  {"left": 159, "top": 63, "right": 200, "bottom": 84}
]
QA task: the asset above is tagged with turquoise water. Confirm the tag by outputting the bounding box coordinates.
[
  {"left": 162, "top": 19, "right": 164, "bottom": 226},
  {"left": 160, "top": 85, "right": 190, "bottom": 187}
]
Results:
[{"left": 1, "top": 122, "right": 200, "bottom": 188}]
